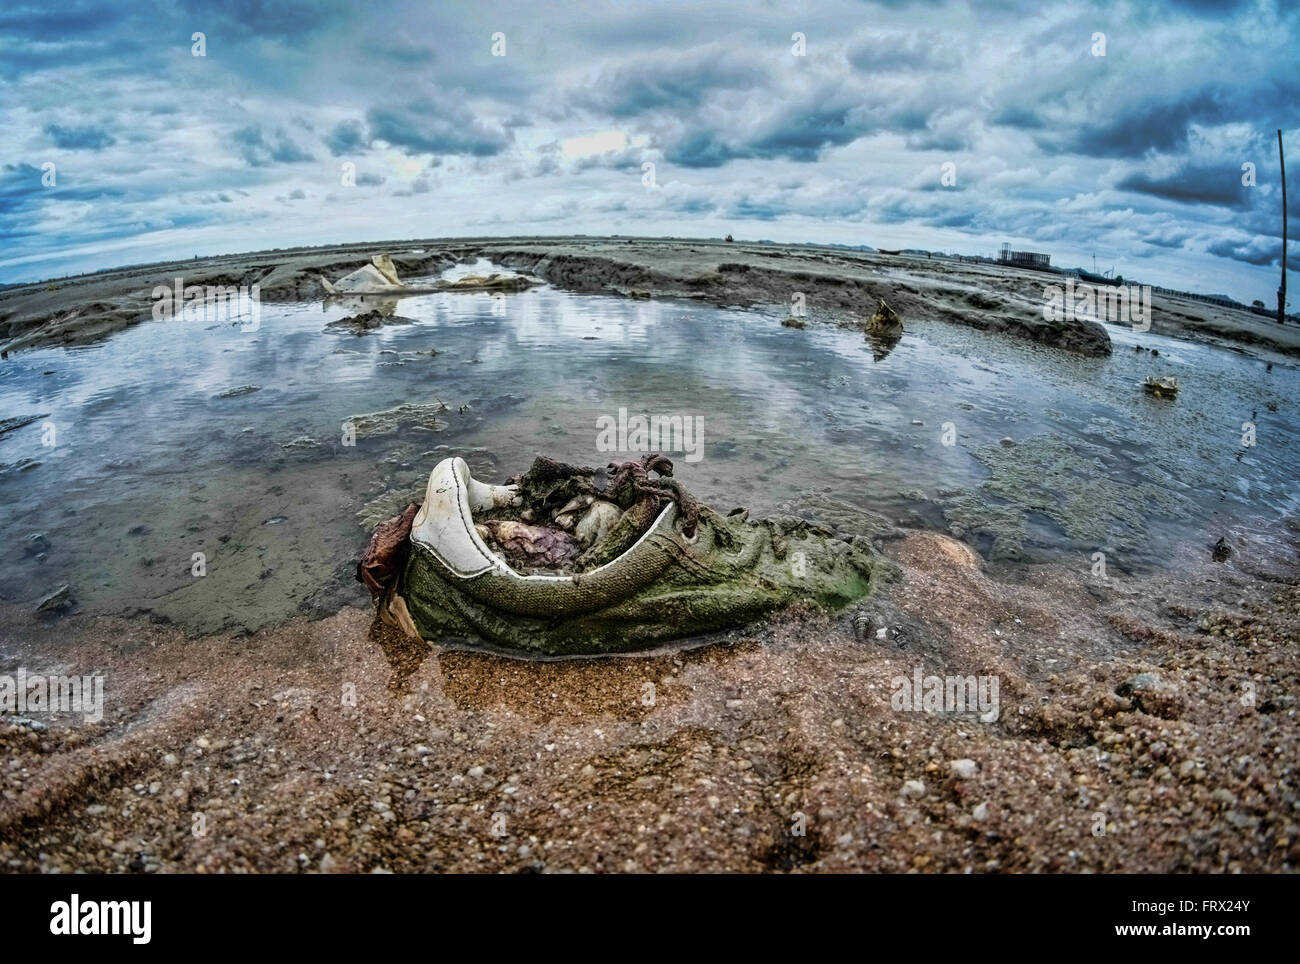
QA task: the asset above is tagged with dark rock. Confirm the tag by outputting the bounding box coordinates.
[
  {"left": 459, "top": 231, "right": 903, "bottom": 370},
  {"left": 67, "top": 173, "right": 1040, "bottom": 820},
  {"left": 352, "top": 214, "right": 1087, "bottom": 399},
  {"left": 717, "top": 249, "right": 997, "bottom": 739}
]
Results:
[
  {"left": 216, "top": 384, "right": 261, "bottom": 399},
  {"left": 36, "top": 584, "right": 74, "bottom": 614},
  {"left": 0, "top": 413, "right": 50, "bottom": 439},
  {"left": 1212, "top": 537, "right": 1232, "bottom": 562}
]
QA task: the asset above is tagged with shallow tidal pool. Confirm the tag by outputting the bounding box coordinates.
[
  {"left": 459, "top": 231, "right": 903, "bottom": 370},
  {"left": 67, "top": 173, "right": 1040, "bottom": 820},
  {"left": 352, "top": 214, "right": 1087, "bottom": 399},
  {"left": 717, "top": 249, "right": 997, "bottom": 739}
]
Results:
[{"left": 1, "top": 263, "right": 1296, "bottom": 633}]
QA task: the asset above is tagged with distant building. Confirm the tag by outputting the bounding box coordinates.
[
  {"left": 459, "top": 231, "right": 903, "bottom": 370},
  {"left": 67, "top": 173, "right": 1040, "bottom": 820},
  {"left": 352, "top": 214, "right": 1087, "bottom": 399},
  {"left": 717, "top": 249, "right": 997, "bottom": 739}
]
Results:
[{"left": 998, "top": 242, "right": 1051, "bottom": 270}]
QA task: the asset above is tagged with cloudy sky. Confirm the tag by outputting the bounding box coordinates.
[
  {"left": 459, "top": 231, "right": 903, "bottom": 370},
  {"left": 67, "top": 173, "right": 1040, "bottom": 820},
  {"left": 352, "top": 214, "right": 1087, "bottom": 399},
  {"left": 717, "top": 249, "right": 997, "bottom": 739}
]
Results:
[{"left": 2, "top": 0, "right": 1296, "bottom": 304}]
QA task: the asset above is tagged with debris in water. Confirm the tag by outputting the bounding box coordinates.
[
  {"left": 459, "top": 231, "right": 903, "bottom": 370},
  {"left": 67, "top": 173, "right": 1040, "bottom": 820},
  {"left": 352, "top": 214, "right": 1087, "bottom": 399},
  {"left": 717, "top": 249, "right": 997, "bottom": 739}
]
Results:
[
  {"left": 867, "top": 299, "right": 903, "bottom": 338},
  {"left": 326, "top": 308, "right": 414, "bottom": 335},
  {"left": 439, "top": 273, "right": 537, "bottom": 292},
  {"left": 1143, "top": 375, "right": 1179, "bottom": 398},
  {"left": 321, "top": 253, "right": 407, "bottom": 295},
  {"left": 215, "top": 385, "right": 261, "bottom": 399}
]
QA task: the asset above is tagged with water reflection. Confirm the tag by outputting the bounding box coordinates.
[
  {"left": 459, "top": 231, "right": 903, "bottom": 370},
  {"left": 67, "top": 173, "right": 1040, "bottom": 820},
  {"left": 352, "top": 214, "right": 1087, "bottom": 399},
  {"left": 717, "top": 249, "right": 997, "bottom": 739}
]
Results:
[{"left": 0, "top": 271, "right": 1296, "bottom": 626}]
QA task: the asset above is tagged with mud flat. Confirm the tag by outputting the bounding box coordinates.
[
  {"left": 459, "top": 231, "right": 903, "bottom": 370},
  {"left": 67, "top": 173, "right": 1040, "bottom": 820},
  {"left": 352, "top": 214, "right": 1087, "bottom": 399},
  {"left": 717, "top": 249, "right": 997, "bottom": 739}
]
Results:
[
  {"left": 5, "top": 236, "right": 1294, "bottom": 358},
  {"left": 0, "top": 520, "right": 1296, "bottom": 873}
]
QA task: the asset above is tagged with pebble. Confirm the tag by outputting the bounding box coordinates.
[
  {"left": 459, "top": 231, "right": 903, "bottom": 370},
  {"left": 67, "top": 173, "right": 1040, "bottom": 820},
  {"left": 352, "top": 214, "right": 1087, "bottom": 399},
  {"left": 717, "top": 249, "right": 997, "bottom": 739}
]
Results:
[
  {"left": 901, "top": 779, "right": 926, "bottom": 798},
  {"left": 950, "top": 759, "right": 978, "bottom": 780},
  {"left": 1116, "top": 672, "right": 1182, "bottom": 718},
  {"left": 1211, "top": 788, "right": 1237, "bottom": 808}
]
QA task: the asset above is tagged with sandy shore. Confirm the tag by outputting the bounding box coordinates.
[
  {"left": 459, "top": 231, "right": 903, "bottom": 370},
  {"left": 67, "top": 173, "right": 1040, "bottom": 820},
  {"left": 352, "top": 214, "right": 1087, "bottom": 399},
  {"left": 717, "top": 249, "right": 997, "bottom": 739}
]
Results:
[
  {"left": 2, "top": 236, "right": 1296, "bottom": 873},
  {"left": 4, "top": 237, "right": 1297, "bottom": 360},
  {"left": 1, "top": 523, "right": 1295, "bottom": 873}
]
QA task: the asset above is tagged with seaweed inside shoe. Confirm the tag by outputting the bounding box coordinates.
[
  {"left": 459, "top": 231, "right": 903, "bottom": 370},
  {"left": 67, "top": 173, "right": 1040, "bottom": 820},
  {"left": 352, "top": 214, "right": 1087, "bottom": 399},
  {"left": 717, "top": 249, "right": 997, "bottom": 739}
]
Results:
[{"left": 358, "top": 453, "right": 882, "bottom": 657}]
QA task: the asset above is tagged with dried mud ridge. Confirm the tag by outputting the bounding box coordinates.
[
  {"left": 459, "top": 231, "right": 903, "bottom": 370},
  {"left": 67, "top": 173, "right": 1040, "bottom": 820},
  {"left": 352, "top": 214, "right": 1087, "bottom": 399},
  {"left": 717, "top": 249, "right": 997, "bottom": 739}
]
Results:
[
  {"left": 5, "top": 237, "right": 1294, "bottom": 358},
  {"left": 1, "top": 527, "right": 1296, "bottom": 873}
]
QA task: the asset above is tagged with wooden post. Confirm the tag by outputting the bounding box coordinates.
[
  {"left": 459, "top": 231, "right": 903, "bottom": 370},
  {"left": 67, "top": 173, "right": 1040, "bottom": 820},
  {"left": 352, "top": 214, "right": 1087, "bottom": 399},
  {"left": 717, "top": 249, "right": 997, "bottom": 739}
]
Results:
[{"left": 1281, "top": 129, "right": 1288, "bottom": 326}]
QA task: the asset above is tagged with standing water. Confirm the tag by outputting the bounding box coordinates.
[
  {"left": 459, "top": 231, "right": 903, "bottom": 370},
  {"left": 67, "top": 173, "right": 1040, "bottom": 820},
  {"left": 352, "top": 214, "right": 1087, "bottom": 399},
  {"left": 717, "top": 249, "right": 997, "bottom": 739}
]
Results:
[{"left": 1, "top": 264, "right": 1296, "bottom": 635}]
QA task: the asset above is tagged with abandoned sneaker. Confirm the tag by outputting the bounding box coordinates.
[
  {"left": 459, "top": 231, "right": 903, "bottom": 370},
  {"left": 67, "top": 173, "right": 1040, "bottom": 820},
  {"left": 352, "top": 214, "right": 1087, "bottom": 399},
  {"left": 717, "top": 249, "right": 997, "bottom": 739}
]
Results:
[{"left": 361, "top": 455, "right": 881, "bottom": 657}]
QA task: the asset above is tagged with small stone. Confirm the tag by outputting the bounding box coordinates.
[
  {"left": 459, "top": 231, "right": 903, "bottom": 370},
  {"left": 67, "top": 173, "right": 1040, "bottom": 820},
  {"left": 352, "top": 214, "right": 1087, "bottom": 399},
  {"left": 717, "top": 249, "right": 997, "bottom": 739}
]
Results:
[
  {"left": 1116, "top": 672, "right": 1182, "bottom": 719},
  {"left": 901, "top": 779, "right": 926, "bottom": 799},
  {"left": 950, "top": 759, "right": 978, "bottom": 780},
  {"left": 1211, "top": 788, "right": 1237, "bottom": 808},
  {"left": 468, "top": 765, "right": 485, "bottom": 778},
  {"left": 972, "top": 801, "right": 989, "bottom": 821},
  {"left": 8, "top": 716, "right": 47, "bottom": 731}
]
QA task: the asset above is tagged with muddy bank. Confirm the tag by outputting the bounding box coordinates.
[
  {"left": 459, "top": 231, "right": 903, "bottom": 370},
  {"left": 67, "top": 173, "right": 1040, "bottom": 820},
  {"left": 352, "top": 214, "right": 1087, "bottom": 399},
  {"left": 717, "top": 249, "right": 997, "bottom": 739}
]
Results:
[
  {"left": 0, "top": 246, "right": 467, "bottom": 354},
  {"left": 479, "top": 240, "right": 1108, "bottom": 355},
  {"left": 7, "top": 236, "right": 1298, "bottom": 359},
  {"left": 1, "top": 525, "right": 1295, "bottom": 873},
  {"left": 0, "top": 236, "right": 1232, "bottom": 358}
]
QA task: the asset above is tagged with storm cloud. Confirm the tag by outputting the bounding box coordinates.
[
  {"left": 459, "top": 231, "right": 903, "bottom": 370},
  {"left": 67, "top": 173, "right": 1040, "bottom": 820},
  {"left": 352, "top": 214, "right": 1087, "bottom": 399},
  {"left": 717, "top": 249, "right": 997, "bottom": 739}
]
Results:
[{"left": 0, "top": 0, "right": 1294, "bottom": 304}]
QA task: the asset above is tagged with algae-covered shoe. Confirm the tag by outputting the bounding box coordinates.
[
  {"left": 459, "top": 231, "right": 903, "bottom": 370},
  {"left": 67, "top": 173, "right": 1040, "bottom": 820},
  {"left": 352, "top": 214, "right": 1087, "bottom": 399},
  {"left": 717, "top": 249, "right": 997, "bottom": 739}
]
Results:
[{"left": 369, "top": 455, "right": 880, "bottom": 657}]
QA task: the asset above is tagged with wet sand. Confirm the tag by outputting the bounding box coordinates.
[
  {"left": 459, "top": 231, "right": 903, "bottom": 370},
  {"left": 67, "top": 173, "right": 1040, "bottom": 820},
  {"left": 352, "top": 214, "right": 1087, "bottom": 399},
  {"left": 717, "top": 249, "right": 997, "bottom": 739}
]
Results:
[{"left": 1, "top": 525, "right": 1295, "bottom": 873}]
